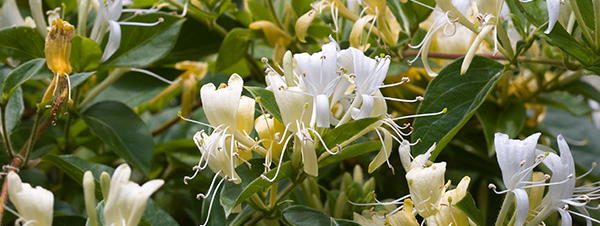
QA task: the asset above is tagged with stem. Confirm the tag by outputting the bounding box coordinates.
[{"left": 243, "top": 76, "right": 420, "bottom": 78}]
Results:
[
  {"left": 269, "top": 183, "right": 278, "bottom": 209},
  {"left": 265, "top": 0, "right": 284, "bottom": 30},
  {"left": 402, "top": 50, "right": 568, "bottom": 67},
  {"left": 0, "top": 157, "right": 24, "bottom": 225},
  {"left": 594, "top": 0, "right": 600, "bottom": 50},
  {"left": 0, "top": 104, "right": 14, "bottom": 159},
  {"left": 495, "top": 192, "right": 514, "bottom": 226},
  {"left": 569, "top": 0, "right": 594, "bottom": 43},
  {"left": 80, "top": 68, "right": 127, "bottom": 107}
]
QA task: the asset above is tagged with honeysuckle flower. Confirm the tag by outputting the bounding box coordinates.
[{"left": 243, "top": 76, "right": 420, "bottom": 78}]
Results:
[
  {"left": 43, "top": 18, "right": 75, "bottom": 108},
  {"left": 406, "top": 160, "right": 447, "bottom": 218},
  {"left": 295, "top": 0, "right": 357, "bottom": 43},
  {"left": 0, "top": 0, "right": 35, "bottom": 28},
  {"left": 427, "top": 176, "right": 471, "bottom": 226},
  {"left": 103, "top": 164, "right": 164, "bottom": 226},
  {"left": 250, "top": 21, "right": 291, "bottom": 63},
  {"left": 410, "top": 0, "right": 474, "bottom": 76},
  {"left": 254, "top": 114, "right": 285, "bottom": 171},
  {"left": 7, "top": 171, "right": 54, "bottom": 226},
  {"left": 352, "top": 199, "right": 420, "bottom": 226},
  {"left": 90, "top": 0, "right": 163, "bottom": 62},
  {"left": 358, "top": 0, "right": 402, "bottom": 46},
  {"left": 526, "top": 135, "right": 600, "bottom": 226},
  {"left": 83, "top": 171, "right": 99, "bottom": 226},
  {"left": 294, "top": 40, "right": 340, "bottom": 128},
  {"left": 490, "top": 133, "right": 545, "bottom": 226}
]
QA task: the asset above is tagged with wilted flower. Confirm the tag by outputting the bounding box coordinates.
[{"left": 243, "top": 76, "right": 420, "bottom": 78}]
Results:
[
  {"left": 43, "top": 18, "right": 75, "bottom": 109},
  {"left": 7, "top": 171, "right": 54, "bottom": 226}
]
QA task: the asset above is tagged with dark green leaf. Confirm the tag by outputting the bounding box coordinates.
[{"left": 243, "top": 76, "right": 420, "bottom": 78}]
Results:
[
  {"left": 103, "top": 13, "right": 185, "bottom": 68},
  {"left": 5, "top": 87, "right": 23, "bottom": 134},
  {"left": 1, "top": 58, "right": 45, "bottom": 102},
  {"left": 318, "top": 141, "right": 381, "bottom": 167},
  {"left": 323, "top": 117, "right": 380, "bottom": 148},
  {"left": 455, "top": 193, "right": 485, "bottom": 226},
  {"left": 216, "top": 29, "right": 254, "bottom": 71},
  {"left": 43, "top": 154, "right": 114, "bottom": 184},
  {"left": 283, "top": 205, "right": 359, "bottom": 226},
  {"left": 0, "top": 26, "right": 44, "bottom": 62},
  {"left": 53, "top": 215, "right": 87, "bottom": 226},
  {"left": 70, "top": 36, "right": 102, "bottom": 72},
  {"left": 539, "top": 91, "right": 593, "bottom": 116},
  {"left": 564, "top": 80, "right": 600, "bottom": 103},
  {"left": 246, "top": 0, "right": 277, "bottom": 21},
  {"left": 245, "top": 86, "right": 282, "bottom": 122},
  {"left": 70, "top": 72, "right": 96, "bottom": 88},
  {"left": 496, "top": 101, "right": 527, "bottom": 137},
  {"left": 411, "top": 57, "right": 504, "bottom": 158},
  {"left": 226, "top": 162, "right": 293, "bottom": 209},
  {"left": 82, "top": 101, "right": 154, "bottom": 174},
  {"left": 220, "top": 160, "right": 264, "bottom": 216},
  {"left": 140, "top": 200, "right": 181, "bottom": 226},
  {"left": 540, "top": 107, "right": 600, "bottom": 176}
]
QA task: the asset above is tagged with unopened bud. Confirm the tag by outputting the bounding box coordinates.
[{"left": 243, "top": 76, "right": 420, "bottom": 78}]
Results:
[{"left": 45, "top": 18, "right": 74, "bottom": 75}]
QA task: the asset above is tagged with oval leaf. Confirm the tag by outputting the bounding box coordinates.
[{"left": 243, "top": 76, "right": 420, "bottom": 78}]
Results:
[
  {"left": 103, "top": 13, "right": 185, "bottom": 68},
  {"left": 0, "top": 26, "right": 44, "bottom": 61},
  {"left": 1, "top": 58, "right": 45, "bottom": 101},
  {"left": 411, "top": 56, "right": 504, "bottom": 158},
  {"left": 71, "top": 35, "right": 102, "bottom": 72},
  {"left": 245, "top": 86, "right": 282, "bottom": 122},
  {"left": 82, "top": 101, "right": 154, "bottom": 174},
  {"left": 217, "top": 28, "right": 254, "bottom": 71}
]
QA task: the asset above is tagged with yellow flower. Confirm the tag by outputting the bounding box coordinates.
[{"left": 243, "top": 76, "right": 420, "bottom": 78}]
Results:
[{"left": 45, "top": 18, "right": 74, "bottom": 76}]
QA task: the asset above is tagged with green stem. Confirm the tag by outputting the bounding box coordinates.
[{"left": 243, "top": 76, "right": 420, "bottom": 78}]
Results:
[
  {"left": 594, "top": 0, "right": 600, "bottom": 50},
  {"left": 21, "top": 105, "right": 44, "bottom": 162},
  {"left": 265, "top": 0, "right": 284, "bottom": 30},
  {"left": 0, "top": 104, "right": 14, "bottom": 159},
  {"left": 80, "top": 68, "right": 127, "bottom": 107},
  {"left": 495, "top": 193, "right": 514, "bottom": 226},
  {"left": 569, "top": 0, "right": 594, "bottom": 43}
]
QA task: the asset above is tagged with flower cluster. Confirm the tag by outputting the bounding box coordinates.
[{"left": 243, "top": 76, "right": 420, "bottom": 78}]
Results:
[
  {"left": 5, "top": 163, "right": 162, "bottom": 226},
  {"left": 182, "top": 39, "right": 445, "bottom": 225}
]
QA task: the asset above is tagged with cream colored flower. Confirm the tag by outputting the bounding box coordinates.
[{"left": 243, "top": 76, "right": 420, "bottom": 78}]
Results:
[{"left": 7, "top": 171, "right": 54, "bottom": 226}]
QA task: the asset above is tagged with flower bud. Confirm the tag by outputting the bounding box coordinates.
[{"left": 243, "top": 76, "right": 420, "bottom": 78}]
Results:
[
  {"left": 295, "top": 9, "right": 317, "bottom": 43},
  {"left": 83, "top": 171, "right": 98, "bottom": 226},
  {"left": 45, "top": 18, "right": 74, "bottom": 75},
  {"left": 406, "top": 162, "right": 446, "bottom": 217}
]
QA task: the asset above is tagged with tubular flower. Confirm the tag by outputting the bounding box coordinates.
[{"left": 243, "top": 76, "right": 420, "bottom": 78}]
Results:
[
  {"left": 43, "top": 18, "right": 75, "bottom": 108},
  {"left": 101, "top": 164, "right": 164, "bottom": 226},
  {"left": 527, "top": 135, "right": 600, "bottom": 226},
  {"left": 386, "top": 199, "right": 420, "bottom": 226},
  {"left": 491, "top": 133, "right": 546, "bottom": 226},
  {"left": 255, "top": 114, "right": 285, "bottom": 170},
  {"left": 360, "top": 0, "right": 402, "bottom": 46},
  {"left": 427, "top": 176, "right": 472, "bottom": 226},
  {"left": 294, "top": 40, "right": 340, "bottom": 128},
  {"left": 249, "top": 21, "right": 291, "bottom": 63},
  {"left": 90, "top": 0, "right": 163, "bottom": 62},
  {"left": 7, "top": 171, "right": 54, "bottom": 226}
]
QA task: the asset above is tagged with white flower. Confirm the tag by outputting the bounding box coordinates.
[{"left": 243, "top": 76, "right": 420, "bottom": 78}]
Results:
[
  {"left": 201, "top": 74, "right": 255, "bottom": 135},
  {"left": 338, "top": 47, "right": 391, "bottom": 119},
  {"left": 428, "top": 176, "right": 471, "bottom": 226},
  {"left": 406, "top": 161, "right": 447, "bottom": 218},
  {"left": 294, "top": 40, "right": 341, "bottom": 128},
  {"left": 7, "top": 171, "right": 54, "bottom": 226},
  {"left": 492, "top": 132, "right": 542, "bottom": 226},
  {"left": 104, "top": 164, "right": 164, "bottom": 226},
  {"left": 527, "top": 135, "right": 600, "bottom": 226},
  {"left": 191, "top": 128, "right": 241, "bottom": 184},
  {"left": 89, "top": 0, "right": 163, "bottom": 61}
]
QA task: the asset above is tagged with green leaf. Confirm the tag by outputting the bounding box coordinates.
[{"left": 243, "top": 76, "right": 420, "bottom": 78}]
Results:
[
  {"left": 318, "top": 141, "right": 381, "bottom": 167},
  {"left": 1, "top": 58, "right": 45, "bottom": 102},
  {"left": 5, "top": 87, "right": 23, "bottom": 134},
  {"left": 323, "top": 117, "right": 380, "bottom": 148},
  {"left": 0, "top": 26, "right": 44, "bottom": 62},
  {"left": 220, "top": 160, "right": 264, "bottom": 216},
  {"left": 245, "top": 86, "right": 282, "bottom": 122},
  {"left": 43, "top": 154, "right": 114, "bottom": 184},
  {"left": 70, "top": 36, "right": 102, "bottom": 72},
  {"left": 246, "top": 0, "right": 277, "bottom": 21},
  {"left": 140, "top": 200, "right": 181, "bottom": 226},
  {"left": 283, "top": 205, "right": 359, "bottom": 226},
  {"left": 411, "top": 57, "right": 504, "bottom": 158},
  {"left": 455, "top": 193, "right": 485, "bottom": 226},
  {"left": 539, "top": 91, "right": 593, "bottom": 116},
  {"left": 496, "top": 101, "right": 527, "bottom": 137},
  {"left": 82, "top": 101, "right": 154, "bottom": 174},
  {"left": 564, "top": 80, "right": 600, "bottom": 103},
  {"left": 540, "top": 107, "right": 600, "bottom": 176},
  {"left": 70, "top": 72, "right": 96, "bottom": 88},
  {"left": 102, "top": 13, "right": 185, "bottom": 68},
  {"left": 53, "top": 215, "right": 87, "bottom": 226},
  {"left": 224, "top": 162, "right": 293, "bottom": 209},
  {"left": 216, "top": 29, "right": 254, "bottom": 71}
]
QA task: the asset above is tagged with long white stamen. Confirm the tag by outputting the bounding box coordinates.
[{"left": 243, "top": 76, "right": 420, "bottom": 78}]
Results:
[
  {"left": 392, "top": 108, "right": 447, "bottom": 121},
  {"left": 119, "top": 17, "right": 164, "bottom": 26},
  {"left": 577, "top": 162, "right": 597, "bottom": 179},
  {"left": 178, "top": 114, "right": 215, "bottom": 129},
  {"left": 409, "top": 0, "right": 435, "bottom": 10},
  {"left": 200, "top": 176, "right": 226, "bottom": 226},
  {"left": 382, "top": 96, "right": 424, "bottom": 103},
  {"left": 375, "top": 128, "right": 394, "bottom": 172},
  {"left": 348, "top": 194, "right": 411, "bottom": 206},
  {"left": 379, "top": 77, "right": 410, "bottom": 88},
  {"left": 130, "top": 68, "right": 173, "bottom": 84},
  {"left": 261, "top": 134, "right": 294, "bottom": 182},
  {"left": 195, "top": 170, "right": 223, "bottom": 199},
  {"left": 307, "top": 128, "right": 338, "bottom": 155},
  {"left": 567, "top": 209, "right": 600, "bottom": 224}
]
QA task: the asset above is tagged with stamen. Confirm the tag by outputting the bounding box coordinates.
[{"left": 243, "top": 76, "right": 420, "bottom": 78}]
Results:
[
  {"left": 488, "top": 183, "right": 509, "bottom": 194},
  {"left": 577, "top": 162, "right": 597, "bottom": 179},
  {"left": 118, "top": 17, "right": 164, "bottom": 26},
  {"left": 382, "top": 96, "right": 424, "bottom": 103},
  {"left": 392, "top": 108, "right": 447, "bottom": 121},
  {"left": 130, "top": 68, "right": 173, "bottom": 84},
  {"left": 375, "top": 128, "right": 394, "bottom": 173},
  {"left": 307, "top": 128, "right": 338, "bottom": 155},
  {"left": 348, "top": 194, "right": 411, "bottom": 206},
  {"left": 261, "top": 135, "right": 294, "bottom": 182},
  {"left": 409, "top": 0, "right": 435, "bottom": 10},
  {"left": 178, "top": 113, "right": 215, "bottom": 128},
  {"left": 379, "top": 77, "right": 410, "bottom": 88},
  {"left": 195, "top": 171, "right": 223, "bottom": 199},
  {"left": 199, "top": 176, "right": 227, "bottom": 226},
  {"left": 567, "top": 209, "right": 600, "bottom": 224}
]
